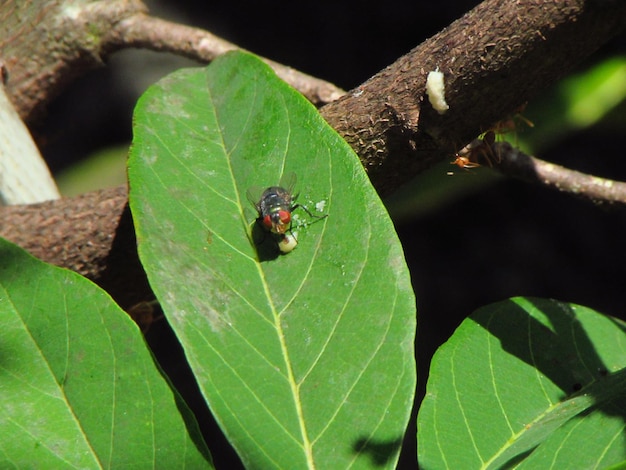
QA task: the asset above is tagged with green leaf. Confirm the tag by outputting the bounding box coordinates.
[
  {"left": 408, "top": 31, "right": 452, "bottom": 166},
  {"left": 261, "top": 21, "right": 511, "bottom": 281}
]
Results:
[
  {"left": 561, "top": 56, "right": 626, "bottom": 129},
  {"left": 418, "top": 297, "right": 626, "bottom": 469},
  {"left": 56, "top": 144, "right": 127, "bottom": 196},
  {"left": 523, "top": 55, "right": 626, "bottom": 153},
  {"left": 0, "top": 238, "right": 212, "bottom": 468},
  {"left": 128, "top": 51, "right": 416, "bottom": 468}
]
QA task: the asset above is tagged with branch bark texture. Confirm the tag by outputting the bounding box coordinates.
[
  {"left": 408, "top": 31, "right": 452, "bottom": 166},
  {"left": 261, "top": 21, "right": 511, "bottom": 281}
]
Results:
[
  {"left": 105, "top": 13, "right": 345, "bottom": 106},
  {"left": 493, "top": 142, "right": 626, "bottom": 205},
  {"left": 1, "top": 0, "right": 148, "bottom": 123},
  {"left": 320, "top": 0, "right": 626, "bottom": 194},
  {"left": 0, "top": 185, "right": 151, "bottom": 308}
]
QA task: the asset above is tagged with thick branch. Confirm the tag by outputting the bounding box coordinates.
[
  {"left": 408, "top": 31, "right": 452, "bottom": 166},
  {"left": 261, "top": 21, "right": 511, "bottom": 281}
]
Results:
[
  {"left": 0, "top": 185, "right": 151, "bottom": 308},
  {"left": 2, "top": 0, "right": 146, "bottom": 123},
  {"left": 320, "top": 0, "right": 626, "bottom": 194}
]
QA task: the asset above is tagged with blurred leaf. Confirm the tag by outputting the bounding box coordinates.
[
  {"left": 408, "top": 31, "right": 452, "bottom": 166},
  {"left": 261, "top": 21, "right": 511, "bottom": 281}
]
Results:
[
  {"left": 128, "top": 51, "right": 416, "bottom": 468},
  {"left": 56, "top": 145, "right": 128, "bottom": 197},
  {"left": 418, "top": 297, "right": 626, "bottom": 469},
  {"left": 0, "top": 238, "right": 212, "bottom": 468},
  {"left": 563, "top": 56, "right": 626, "bottom": 128},
  {"left": 525, "top": 56, "right": 626, "bottom": 152}
]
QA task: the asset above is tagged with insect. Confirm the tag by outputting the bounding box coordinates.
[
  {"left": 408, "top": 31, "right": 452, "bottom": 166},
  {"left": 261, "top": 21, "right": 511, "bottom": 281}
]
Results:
[
  {"left": 450, "top": 131, "right": 497, "bottom": 171},
  {"left": 247, "top": 173, "right": 326, "bottom": 253},
  {"left": 449, "top": 104, "right": 533, "bottom": 173},
  {"left": 451, "top": 153, "right": 482, "bottom": 170},
  {"left": 491, "top": 103, "right": 535, "bottom": 137},
  {"left": 253, "top": 185, "right": 296, "bottom": 234}
]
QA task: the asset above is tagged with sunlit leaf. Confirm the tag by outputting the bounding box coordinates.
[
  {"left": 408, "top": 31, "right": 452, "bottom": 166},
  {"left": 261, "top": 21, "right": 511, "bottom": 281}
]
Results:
[
  {"left": 418, "top": 297, "right": 626, "bottom": 469},
  {"left": 0, "top": 238, "right": 212, "bottom": 468},
  {"left": 563, "top": 56, "right": 626, "bottom": 128},
  {"left": 128, "top": 51, "right": 416, "bottom": 468},
  {"left": 523, "top": 55, "right": 626, "bottom": 152}
]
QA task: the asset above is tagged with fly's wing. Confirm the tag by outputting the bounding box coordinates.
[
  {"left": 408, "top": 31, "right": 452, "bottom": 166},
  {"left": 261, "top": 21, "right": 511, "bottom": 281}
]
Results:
[
  {"left": 245, "top": 187, "right": 264, "bottom": 227},
  {"left": 247, "top": 172, "right": 296, "bottom": 212},
  {"left": 246, "top": 186, "right": 264, "bottom": 213},
  {"left": 279, "top": 172, "right": 298, "bottom": 202}
]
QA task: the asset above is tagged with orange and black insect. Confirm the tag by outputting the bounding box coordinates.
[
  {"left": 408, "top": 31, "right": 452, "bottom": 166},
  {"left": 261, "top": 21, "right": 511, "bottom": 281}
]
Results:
[{"left": 450, "top": 131, "right": 498, "bottom": 170}]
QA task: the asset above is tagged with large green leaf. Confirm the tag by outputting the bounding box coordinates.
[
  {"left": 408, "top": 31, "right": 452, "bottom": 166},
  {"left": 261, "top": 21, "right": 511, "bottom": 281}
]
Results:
[
  {"left": 418, "top": 297, "right": 626, "bottom": 469},
  {"left": 0, "top": 238, "right": 211, "bottom": 468},
  {"left": 128, "top": 51, "right": 416, "bottom": 468}
]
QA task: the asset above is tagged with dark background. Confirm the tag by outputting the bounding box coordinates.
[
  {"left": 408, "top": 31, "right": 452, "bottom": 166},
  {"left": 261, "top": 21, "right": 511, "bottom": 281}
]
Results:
[{"left": 33, "top": 1, "right": 626, "bottom": 468}]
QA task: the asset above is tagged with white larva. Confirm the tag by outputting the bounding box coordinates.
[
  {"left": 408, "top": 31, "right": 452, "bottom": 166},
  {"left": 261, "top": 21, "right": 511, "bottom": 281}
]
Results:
[
  {"left": 278, "top": 232, "right": 298, "bottom": 254},
  {"left": 426, "top": 68, "right": 449, "bottom": 115}
]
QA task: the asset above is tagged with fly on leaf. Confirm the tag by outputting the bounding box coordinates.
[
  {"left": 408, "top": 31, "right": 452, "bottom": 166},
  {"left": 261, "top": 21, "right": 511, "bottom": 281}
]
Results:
[
  {"left": 248, "top": 172, "right": 298, "bottom": 235},
  {"left": 247, "top": 173, "right": 327, "bottom": 254}
]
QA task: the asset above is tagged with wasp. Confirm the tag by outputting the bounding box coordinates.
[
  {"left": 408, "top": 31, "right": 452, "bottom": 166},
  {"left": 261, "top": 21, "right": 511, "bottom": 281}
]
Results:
[
  {"left": 247, "top": 173, "right": 326, "bottom": 253},
  {"left": 450, "top": 131, "right": 497, "bottom": 171},
  {"left": 491, "top": 103, "right": 534, "bottom": 136},
  {"left": 449, "top": 104, "right": 534, "bottom": 173}
]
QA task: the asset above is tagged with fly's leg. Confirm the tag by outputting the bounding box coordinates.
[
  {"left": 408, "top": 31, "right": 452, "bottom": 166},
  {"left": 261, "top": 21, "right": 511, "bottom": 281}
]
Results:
[{"left": 291, "top": 203, "right": 328, "bottom": 225}]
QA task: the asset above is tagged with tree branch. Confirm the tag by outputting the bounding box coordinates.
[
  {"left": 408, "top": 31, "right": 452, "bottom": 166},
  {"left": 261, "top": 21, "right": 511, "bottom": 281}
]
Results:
[
  {"left": 0, "top": 185, "right": 151, "bottom": 308},
  {"left": 105, "top": 13, "right": 345, "bottom": 106},
  {"left": 2, "top": 0, "right": 145, "bottom": 123},
  {"left": 320, "top": 0, "right": 626, "bottom": 194},
  {"left": 1, "top": 0, "right": 626, "bottom": 302},
  {"left": 1, "top": 0, "right": 344, "bottom": 123},
  {"left": 491, "top": 141, "right": 626, "bottom": 205}
]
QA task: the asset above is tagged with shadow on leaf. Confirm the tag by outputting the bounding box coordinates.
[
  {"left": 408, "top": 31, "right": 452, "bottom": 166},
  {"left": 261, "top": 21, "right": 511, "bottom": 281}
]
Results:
[
  {"left": 352, "top": 436, "right": 403, "bottom": 467},
  {"left": 250, "top": 220, "right": 280, "bottom": 262}
]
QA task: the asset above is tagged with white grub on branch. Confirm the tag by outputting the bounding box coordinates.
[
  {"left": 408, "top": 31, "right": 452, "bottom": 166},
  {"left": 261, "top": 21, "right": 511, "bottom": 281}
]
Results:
[
  {"left": 425, "top": 68, "right": 449, "bottom": 115},
  {"left": 488, "top": 140, "right": 626, "bottom": 206},
  {"left": 107, "top": 13, "right": 345, "bottom": 106}
]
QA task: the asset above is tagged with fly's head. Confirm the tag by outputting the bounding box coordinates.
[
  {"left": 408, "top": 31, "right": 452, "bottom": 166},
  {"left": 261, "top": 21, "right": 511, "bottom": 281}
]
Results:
[{"left": 262, "top": 209, "right": 292, "bottom": 234}]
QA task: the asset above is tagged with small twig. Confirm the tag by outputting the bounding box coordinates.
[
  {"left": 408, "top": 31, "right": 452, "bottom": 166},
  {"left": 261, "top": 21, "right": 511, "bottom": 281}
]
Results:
[
  {"left": 107, "top": 13, "right": 345, "bottom": 106},
  {"left": 490, "top": 140, "right": 626, "bottom": 205}
]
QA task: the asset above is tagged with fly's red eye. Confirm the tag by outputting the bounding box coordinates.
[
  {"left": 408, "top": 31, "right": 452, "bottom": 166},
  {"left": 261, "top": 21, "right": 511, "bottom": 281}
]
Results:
[
  {"left": 278, "top": 210, "right": 291, "bottom": 224},
  {"left": 263, "top": 215, "right": 273, "bottom": 228}
]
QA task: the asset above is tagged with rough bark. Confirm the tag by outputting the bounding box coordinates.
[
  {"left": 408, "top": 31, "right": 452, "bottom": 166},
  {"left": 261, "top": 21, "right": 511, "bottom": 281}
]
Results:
[
  {"left": 320, "top": 0, "right": 626, "bottom": 194},
  {"left": 1, "top": 0, "right": 148, "bottom": 123},
  {"left": 0, "top": 185, "right": 151, "bottom": 308}
]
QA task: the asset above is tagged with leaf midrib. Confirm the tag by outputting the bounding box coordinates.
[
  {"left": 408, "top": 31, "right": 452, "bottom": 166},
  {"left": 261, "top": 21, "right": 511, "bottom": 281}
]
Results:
[{"left": 208, "top": 76, "right": 316, "bottom": 468}]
